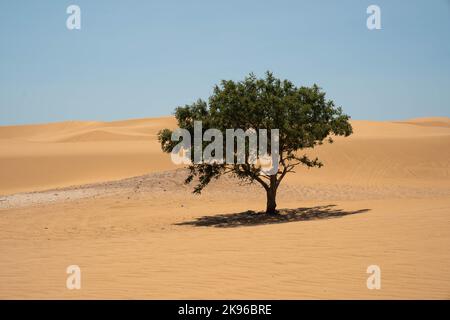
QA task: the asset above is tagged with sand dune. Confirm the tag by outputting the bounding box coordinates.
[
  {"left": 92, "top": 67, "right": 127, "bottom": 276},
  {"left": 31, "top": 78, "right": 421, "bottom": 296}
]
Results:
[
  {"left": 397, "top": 117, "right": 450, "bottom": 128},
  {"left": 1, "top": 117, "right": 449, "bottom": 195},
  {"left": 0, "top": 117, "right": 178, "bottom": 194},
  {"left": 0, "top": 116, "right": 449, "bottom": 299}
]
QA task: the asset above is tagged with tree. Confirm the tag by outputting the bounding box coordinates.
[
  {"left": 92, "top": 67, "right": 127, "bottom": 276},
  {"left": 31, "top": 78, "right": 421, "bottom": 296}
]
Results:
[{"left": 158, "top": 72, "right": 353, "bottom": 215}]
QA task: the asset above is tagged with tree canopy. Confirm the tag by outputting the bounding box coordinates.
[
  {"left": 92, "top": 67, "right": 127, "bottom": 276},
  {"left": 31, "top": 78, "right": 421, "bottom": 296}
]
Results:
[{"left": 158, "top": 72, "right": 353, "bottom": 214}]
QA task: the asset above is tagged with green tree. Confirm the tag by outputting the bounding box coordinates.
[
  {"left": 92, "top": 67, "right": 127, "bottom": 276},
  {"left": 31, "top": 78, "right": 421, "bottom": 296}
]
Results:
[{"left": 158, "top": 72, "right": 352, "bottom": 215}]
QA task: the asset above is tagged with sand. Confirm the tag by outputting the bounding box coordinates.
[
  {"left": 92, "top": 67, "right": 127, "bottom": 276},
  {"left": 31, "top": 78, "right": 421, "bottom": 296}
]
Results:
[{"left": 0, "top": 116, "right": 449, "bottom": 299}]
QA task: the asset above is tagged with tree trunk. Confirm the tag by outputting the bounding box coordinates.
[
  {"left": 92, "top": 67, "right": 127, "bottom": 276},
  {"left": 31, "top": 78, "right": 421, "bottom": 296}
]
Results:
[{"left": 265, "top": 175, "right": 278, "bottom": 215}]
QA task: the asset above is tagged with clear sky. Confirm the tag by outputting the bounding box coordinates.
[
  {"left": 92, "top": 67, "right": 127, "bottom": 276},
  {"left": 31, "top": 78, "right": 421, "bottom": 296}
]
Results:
[{"left": 1, "top": 0, "right": 449, "bottom": 125}]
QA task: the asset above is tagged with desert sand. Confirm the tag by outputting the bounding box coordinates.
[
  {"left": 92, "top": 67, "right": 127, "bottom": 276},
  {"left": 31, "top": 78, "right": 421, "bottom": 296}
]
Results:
[{"left": 0, "top": 116, "right": 449, "bottom": 299}]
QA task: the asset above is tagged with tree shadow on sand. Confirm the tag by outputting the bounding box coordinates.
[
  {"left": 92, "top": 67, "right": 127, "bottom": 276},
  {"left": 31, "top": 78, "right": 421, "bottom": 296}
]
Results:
[{"left": 175, "top": 205, "right": 370, "bottom": 228}]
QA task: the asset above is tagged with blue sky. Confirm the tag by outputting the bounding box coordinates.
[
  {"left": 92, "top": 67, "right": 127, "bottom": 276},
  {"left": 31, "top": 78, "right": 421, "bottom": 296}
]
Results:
[{"left": 0, "top": 0, "right": 449, "bottom": 125}]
